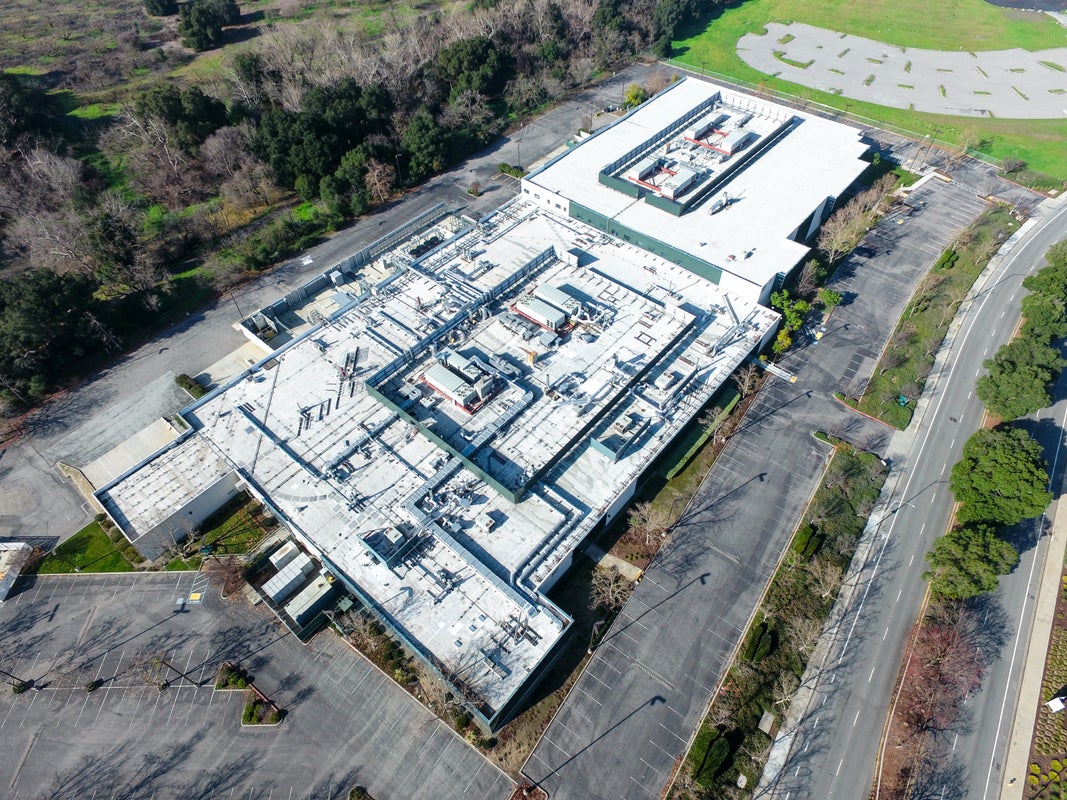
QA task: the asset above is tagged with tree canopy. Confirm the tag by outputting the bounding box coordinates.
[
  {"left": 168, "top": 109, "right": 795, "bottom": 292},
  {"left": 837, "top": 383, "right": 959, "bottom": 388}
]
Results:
[
  {"left": 1021, "top": 292, "right": 1067, "bottom": 342},
  {"left": 975, "top": 337, "right": 1063, "bottom": 421},
  {"left": 950, "top": 427, "right": 1051, "bottom": 526},
  {"left": 924, "top": 523, "right": 1018, "bottom": 599},
  {"left": 178, "top": 0, "right": 239, "bottom": 51},
  {"left": 133, "top": 84, "right": 229, "bottom": 149},
  {"left": 433, "top": 36, "right": 513, "bottom": 101}
]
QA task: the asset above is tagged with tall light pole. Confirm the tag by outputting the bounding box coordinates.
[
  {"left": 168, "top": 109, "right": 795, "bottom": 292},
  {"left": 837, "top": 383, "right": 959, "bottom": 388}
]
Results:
[
  {"left": 228, "top": 289, "right": 244, "bottom": 320},
  {"left": 395, "top": 153, "right": 405, "bottom": 186}
]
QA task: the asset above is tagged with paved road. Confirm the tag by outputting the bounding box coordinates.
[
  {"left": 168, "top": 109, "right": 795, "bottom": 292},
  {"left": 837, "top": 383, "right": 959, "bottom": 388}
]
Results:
[
  {"left": 0, "top": 573, "right": 514, "bottom": 800},
  {"left": 522, "top": 169, "right": 993, "bottom": 800},
  {"left": 0, "top": 64, "right": 657, "bottom": 545},
  {"left": 765, "top": 196, "right": 1067, "bottom": 800}
]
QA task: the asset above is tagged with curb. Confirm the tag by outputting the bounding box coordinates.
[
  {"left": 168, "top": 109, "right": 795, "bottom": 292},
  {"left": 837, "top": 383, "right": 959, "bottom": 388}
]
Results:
[{"left": 999, "top": 494, "right": 1067, "bottom": 799}]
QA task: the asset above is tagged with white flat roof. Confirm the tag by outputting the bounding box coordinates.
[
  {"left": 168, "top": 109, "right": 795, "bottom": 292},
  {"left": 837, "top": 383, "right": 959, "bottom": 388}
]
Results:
[
  {"left": 524, "top": 78, "right": 869, "bottom": 296},
  {"left": 100, "top": 199, "right": 777, "bottom": 720}
]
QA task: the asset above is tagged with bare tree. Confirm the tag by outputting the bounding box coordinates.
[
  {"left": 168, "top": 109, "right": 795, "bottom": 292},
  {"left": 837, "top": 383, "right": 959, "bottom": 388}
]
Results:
[
  {"left": 732, "top": 364, "right": 760, "bottom": 398},
  {"left": 786, "top": 615, "right": 824, "bottom": 657},
  {"left": 590, "top": 565, "right": 630, "bottom": 612},
  {"left": 805, "top": 558, "right": 843, "bottom": 600},
  {"left": 772, "top": 670, "right": 799, "bottom": 707},
  {"left": 817, "top": 201, "right": 866, "bottom": 264},
  {"left": 364, "top": 159, "right": 396, "bottom": 206}
]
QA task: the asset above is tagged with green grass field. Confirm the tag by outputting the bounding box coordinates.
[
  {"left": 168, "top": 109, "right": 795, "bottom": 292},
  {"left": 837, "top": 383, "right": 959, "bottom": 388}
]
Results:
[
  {"left": 671, "top": 0, "right": 1067, "bottom": 178},
  {"left": 37, "top": 521, "right": 135, "bottom": 574}
]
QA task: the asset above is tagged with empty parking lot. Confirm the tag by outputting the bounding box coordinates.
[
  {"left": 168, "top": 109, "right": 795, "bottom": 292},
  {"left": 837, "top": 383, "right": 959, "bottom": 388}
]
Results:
[{"left": 0, "top": 572, "right": 513, "bottom": 800}]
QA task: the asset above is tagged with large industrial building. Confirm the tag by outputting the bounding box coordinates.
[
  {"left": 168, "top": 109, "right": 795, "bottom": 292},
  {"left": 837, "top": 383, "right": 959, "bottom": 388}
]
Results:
[
  {"left": 523, "top": 77, "right": 870, "bottom": 303},
  {"left": 95, "top": 79, "right": 868, "bottom": 730}
]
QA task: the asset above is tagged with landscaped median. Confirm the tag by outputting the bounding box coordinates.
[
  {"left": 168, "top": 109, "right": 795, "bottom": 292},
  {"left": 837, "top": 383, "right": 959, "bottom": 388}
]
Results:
[
  {"left": 838, "top": 204, "right": 1020, "bottom": 429},
  {"left": 672, "top": 438, "right": 888, "bottom": 798},
  {"left": 215, "top": 662, "right": 283, "bottom": 727}
]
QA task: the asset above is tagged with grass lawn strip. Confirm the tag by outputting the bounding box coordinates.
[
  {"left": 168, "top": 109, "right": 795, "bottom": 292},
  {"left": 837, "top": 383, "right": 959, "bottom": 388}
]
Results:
[
  {"left": 851, "top": 205, "right": 1019, "bottom": 429},
  {"left": 675, "top": 441, "right": 888, "bottom": 796},
  {"left": 35, "top": 520, "right": 136, "bottom": 574}
]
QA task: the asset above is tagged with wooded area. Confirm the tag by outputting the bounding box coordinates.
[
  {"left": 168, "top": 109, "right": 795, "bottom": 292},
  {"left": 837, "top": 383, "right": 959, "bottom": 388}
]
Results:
[{"left": 0, "top": 0, "right": 725, "bottom": 412}]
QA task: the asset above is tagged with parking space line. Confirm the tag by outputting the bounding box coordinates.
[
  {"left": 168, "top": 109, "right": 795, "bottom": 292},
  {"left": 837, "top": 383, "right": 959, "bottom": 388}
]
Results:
[
  {"left": 17, "top": 689, "right": 40, "bottom": 728},
  {"left": 347, "top": 665, "right": 373, "bottom": 694},
  {"left": 45, "top": 687, "right": 73, "bottom": 727},
  {"left": 572, "top": 684, "right": 603, "bottom": 706},
  {"left": 165, "top": 685, "right": 183, "bottom": 725}
]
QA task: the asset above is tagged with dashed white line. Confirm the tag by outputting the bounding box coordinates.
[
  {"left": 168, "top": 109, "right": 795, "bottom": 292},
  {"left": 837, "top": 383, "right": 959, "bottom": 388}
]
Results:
[
  {"left": 867, "top": 667, "right": 876, "bottom": 683},
  {"left": 883, "top": 626, "right": 890, "bottom": 640}
]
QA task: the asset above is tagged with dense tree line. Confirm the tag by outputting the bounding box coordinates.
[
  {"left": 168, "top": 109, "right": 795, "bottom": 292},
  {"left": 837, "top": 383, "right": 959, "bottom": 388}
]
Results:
[
  {"left": 923, "top": 241, "right": 1067, "bottom": 600},
  {"left": 0, "top": 0, "right": 732, "bottom": 408},
  {"left": 976, "top": 241, "right": 1067, "bottom": 421}
]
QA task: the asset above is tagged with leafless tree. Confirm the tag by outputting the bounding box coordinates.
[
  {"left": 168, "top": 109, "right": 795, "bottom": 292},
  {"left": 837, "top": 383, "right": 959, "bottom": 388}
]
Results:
[
  {"left": 365, "top": 159, "right": 397, "bottom": 206},
  {"left": 590, "top": 565, "right": 630, "bottom": 612},
  {"left": 732, "top": 364, "right": 760, "bottom": 398},
  {"left": 805, "top": 558, "right": 843, "bottom": 600},
  {"left": 786, "top": 615, "right": 823, "bottom": 657},
  {"left": 645, "top": 71, "right": 673, "bottom": 96},
  {"left": 772, "top": 670, "right": 799, "bottom": 708},
  {"left": 818, "top": 201, "right": 866, "bottom": 264}
]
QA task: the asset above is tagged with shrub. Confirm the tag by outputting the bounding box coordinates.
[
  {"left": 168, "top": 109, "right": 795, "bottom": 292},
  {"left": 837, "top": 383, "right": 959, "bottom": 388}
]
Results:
[
  {"left": 11, "top": 681, "right": 27, "bottom": 694},
  {"left": 175, "top": 373, "right": 207, "bottom": 399},
  {"left": 753, "top": 628, "right": 777, "bottom": 663},
  {"left": 268, "top": 709, "right": 281, "bottom": 724},
  {"left": 743, "top": 621, "right": 768, "bottom": 661},
  {"left": 236, "top": 677, "right": 247, "bottom": 689},
  {"left": 453, "top": 711, "right": 472, "bottom": 731},
  {"left": 701, "top": 735, "right": 731, "bottom": 780}
]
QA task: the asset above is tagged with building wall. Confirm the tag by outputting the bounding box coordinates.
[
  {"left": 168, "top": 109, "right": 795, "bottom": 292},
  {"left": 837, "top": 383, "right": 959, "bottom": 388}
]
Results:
[
  {"left": 137, "top": 471, "right": 242, "bottom": 554},
  {"left": 566, "top": 201, "right": 726, "bottom": 288}
]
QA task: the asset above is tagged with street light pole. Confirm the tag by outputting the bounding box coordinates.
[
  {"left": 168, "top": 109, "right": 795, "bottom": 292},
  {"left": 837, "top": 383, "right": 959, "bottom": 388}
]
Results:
[
  {"left": 228, "top": 289, "right": 244, "bottom": 320},
  {"left": 395, "top": 153, "right": 405, "bottom": 186}
]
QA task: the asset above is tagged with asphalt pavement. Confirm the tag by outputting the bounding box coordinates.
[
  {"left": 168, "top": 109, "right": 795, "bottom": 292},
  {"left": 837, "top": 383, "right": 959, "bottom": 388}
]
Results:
[
  {"left": 522, "top": 169, "right": 992, "bottom": 800},
  {"left": 0, "top": 573, "right": 514, "bottom": 800},
  {"left": 761, "top": 194, "right": 1067, "bottom": 800}
]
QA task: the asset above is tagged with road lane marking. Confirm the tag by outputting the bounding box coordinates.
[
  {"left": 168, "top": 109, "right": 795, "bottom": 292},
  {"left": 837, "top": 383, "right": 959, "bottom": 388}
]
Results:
[
  {"left": 896, "top": 589, "right": 903, "bottom": 602},
  {"left": 883, "top": 627, "right": 890, "bottom": 640},
  {"left": 868, "top": 667, "right": 876, "bottom": 683},
  {"left": 853, "top": 709, "right": 861, "bottom": 726}
]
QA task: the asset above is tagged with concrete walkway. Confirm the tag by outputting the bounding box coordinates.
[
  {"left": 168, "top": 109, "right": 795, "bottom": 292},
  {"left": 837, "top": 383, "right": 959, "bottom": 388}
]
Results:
[{"left": 584, "top": 543, "right": 644, "bottom": 581}]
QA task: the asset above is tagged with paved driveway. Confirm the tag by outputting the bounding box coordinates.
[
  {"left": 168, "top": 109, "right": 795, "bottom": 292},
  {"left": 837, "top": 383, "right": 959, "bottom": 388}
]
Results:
[
  {"left": 0, "top": 573, "right": 513, "bottom": 800},
  {"left": 739, "top": 22, "right": 1067, "bottom": 118}
]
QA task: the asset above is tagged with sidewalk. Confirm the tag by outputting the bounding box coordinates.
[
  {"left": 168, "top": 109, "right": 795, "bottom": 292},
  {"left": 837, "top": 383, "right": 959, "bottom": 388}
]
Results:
[{"left": 1000, "top": 494, "right": 1067, "bottom": 798}]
